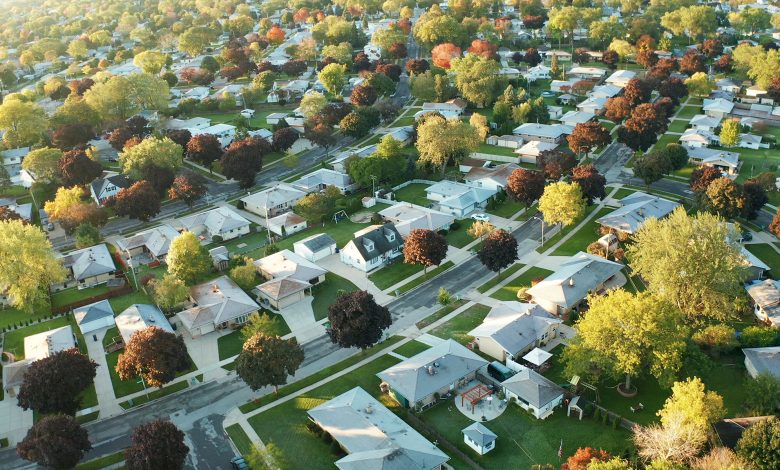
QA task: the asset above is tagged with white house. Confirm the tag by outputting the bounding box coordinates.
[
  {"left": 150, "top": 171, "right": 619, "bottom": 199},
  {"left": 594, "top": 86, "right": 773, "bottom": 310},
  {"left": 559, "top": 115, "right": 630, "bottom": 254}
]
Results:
[
  {"left": 421, "top": 99, "right": 468, "bottom": 116},
  {"left": 743, "top": 347, "right": 780, "bottom": 379},
  {"left": 568, "top": 66, "right": 607, "bottom": 80},
  {"left": 550, "top": 80, "right": 576, "bottom": 92},
  {"left": 340, "top": 224, "right": 404, "bottom": 272},
  {"left": 589, "top": 84, "right": 622, "bottom": 99},
  {"left": 462, "top": 423, "right": 497, "bottom": 455},
  {"left": 292, "top": 168, "right": 356, "bottom": 193},
  {"left": 2, "top": 326, "right": 76, "bottom": 396},
  {"left": 176, "top": 206, "right": 251, "bottom": 241},
  {"left": 577, "top": 96, "right": 608, "bottom": 114},
  {"left": 90, "top": 173, "right": 132, "bottom": 205},
  {"left": 745, "top": 279, "right": 780, "bottom": 327},
  {"left": 378, "top": 202, "right": 455, "bottom": 237},
  {"left": 267, "top": 211, "right": 307, "bottom": 236},
  {"left": 240, "top": 183, "right": 306, "bottom": 218},
  {"left": 559, "top": 110, "right": 595, "bottom": 127},
  {"left": 266, "top": 112, "right": 289, "bottom": 125},
  {"left": 597, "top": 194, "right": 680, "bottom": 234},
  {"left": 0, "top": 147, "right": 29, "bottom": 184},
  {"left": 502, "top": 367, "right": 565, "bottom": 419},
  {"left": 363, "top": 43, "right": 382, "bottom": 61},
  {"left": 523, "top": 64, "right": 551, "bottom": 81},
  {"left": 689, "top": 114, "right": 722, "bottom": 132},
  {"left": 192, "top": 123, "right": 237, "bottom": 148},
  {"left": 486, "top": 135, "right": 524, "bottom": 149},
  {"left": 515, "top": 141, "right": 558, "bottom": 164},
  {"left": 176, "top": 275, "right": 260, "bottom": 337},
  {"left": 425, "top": 181, "right": 496, "bottom": 218},
  {"left": 679, "top": 128, "right": 719, "bottom": 148},
  {"left": 513, "top": 123, "right": 571, "bottom": 144},
  {"left": 687, "top": 147, "right": 741, "bottom": 175},
  {"left": 115, "top": 224, "right": 181, "bottom": 264},
  {"left": 253, "top": 249, "right": 326, "bottom": 309},
  {"left": 703, "top": 98, "right": 735, "bottom": 119},
  {"left": 738, "top": 133, "right": 765, "bottom": 150},
  {"left": 293, "top": 233, "right": 337, "bottom": 262},
  {"left": 605, "top": 69, "right": 636, "bottom": 88}
]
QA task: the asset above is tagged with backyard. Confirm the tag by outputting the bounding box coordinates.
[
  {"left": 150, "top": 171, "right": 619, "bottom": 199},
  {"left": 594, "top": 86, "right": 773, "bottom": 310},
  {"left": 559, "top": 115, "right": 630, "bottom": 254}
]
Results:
[
  {"left": 392, "top": 183, "right": 430, "bottom": 206},
  {"left": 744, "top": 244, "right": 780, "bottom": 277},
  {"left": 50, "top": 285, "right": 111, "bottom": 309}
]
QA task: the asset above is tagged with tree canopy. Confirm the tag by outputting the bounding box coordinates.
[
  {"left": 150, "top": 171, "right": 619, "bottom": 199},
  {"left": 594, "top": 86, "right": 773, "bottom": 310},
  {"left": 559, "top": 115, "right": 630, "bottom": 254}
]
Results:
[
  {"left": 17, "top": 349, "right": 97, "bottom": 416},
  {"left": 166, "top": 231, "right": 213, "bottom": 285},
  {"left": 327, "top": 291, "right": 392, "bottom": 350},
  {"left": 236, "top": 334, "right": 305, "bottom": 393},
  {"left": 538, "top": 182, "right": 587, "bottom": 227},
  {"left": 116, "top": 327, "right": 191, "bottom": 388}
]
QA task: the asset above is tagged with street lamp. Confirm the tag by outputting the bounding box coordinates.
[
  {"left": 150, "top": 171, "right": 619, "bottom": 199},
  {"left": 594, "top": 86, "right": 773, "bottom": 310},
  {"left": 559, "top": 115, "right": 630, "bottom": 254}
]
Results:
[{"left": 532, "top": 215, "right": 545, "bottom": 246}]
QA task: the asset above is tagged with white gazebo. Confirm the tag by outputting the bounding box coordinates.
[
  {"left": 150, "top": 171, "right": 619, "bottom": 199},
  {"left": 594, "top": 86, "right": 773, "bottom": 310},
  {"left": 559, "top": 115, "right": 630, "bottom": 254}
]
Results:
[{"left": 523, "top": 347, "right": 553, "bottom": 367}]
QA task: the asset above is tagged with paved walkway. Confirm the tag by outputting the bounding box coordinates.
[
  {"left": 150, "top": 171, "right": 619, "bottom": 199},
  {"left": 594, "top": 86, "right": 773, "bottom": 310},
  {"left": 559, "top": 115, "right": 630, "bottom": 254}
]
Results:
[
  {"left": 85, "top": 328, "right": 123, "bottom": 418},
  {"left": 316, "top": 253, "right": 394, "bottom": 304}
]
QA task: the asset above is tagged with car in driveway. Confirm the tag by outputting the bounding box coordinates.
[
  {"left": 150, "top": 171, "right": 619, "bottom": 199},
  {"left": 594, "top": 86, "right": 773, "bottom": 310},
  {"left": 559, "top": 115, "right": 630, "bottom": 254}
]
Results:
[
  {"left": 471, "top": 213, "right": 490, "bottom": 222},
  {"left": 240, "top": 109, "right": 256, "bottom": 118},
  {"left": 541, "top": 91, "right": 556, "bottom": 97}
]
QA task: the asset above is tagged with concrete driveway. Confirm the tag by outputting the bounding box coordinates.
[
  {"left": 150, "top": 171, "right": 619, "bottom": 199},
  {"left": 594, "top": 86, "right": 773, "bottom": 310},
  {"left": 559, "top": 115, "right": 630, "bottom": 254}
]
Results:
[
  {"left": 278, "top": 298, "right": 325, "bottom": 344},
  {"left": 315, "top": 254, "right": 394, "bottom": 304}
]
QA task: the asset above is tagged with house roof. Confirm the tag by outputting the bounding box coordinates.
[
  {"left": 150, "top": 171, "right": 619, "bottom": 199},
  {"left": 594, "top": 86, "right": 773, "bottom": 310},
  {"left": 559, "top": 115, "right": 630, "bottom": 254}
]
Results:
[
  {"left": 589, "top": 84, "right": 622, "bottom": 99},
  {"left": 687, "top": 147, "right": 740, "bottom": 168},
  {"left": 254, "top": 249, "right": 327, "bottom": 282},
  {"left": 526, "top": 252, "right": 623, "bottom": 310},
  {"left": 115, "top": 304, "right": 172, "bottom": 344},
  {"left": 513, "top": 123, "right": 571, "bottom": 139},
  {"left": 376, "top": 339, "right": 488, "bottom": 403},
  {"left": 743, "top": 347, "right": 780, "bottom": 378},
  {"left": 209, "top": 245, "right": 229, "bottom": 262},
  {"left": 294, "top": 233, "right": 337, "bottom": 253},
  {"left": 293, "top": 168, "right": 352, "bottom": 191},
  {"left": 559, "top": 110, "right": 595, "bottom": 125},
  {"left": 569, "top": 66, "right": 606, "bottom": 76},
  {"left": 307, "top": 387, "right": 449, "bottom": 470},
  {"left": 178, "top": 276, "right": 259, "bottom": 330},
  {"left": 468, "top": 302, "right": 561, "bottom": 357},
  {"left": 746, "top": 279, "right": 780, "bottom": 326},
  {"left": 345, "top": 224, "right": 403, "bottom": 262},
  {"left": 679, "top": 129, "right": 715, "bottom": 144},
  {"left": 597, "top": 196, "right": 680, "bottom": 234},
  {"left": 462, "top": 422, "right": 498, "bottom": 447},
  {"left": 378, "top": 202, "right": 455, "bottom": 237},
  {"left": 501, "top": 367, "right": 564, "bottom": 408},
  {"left": 605, "top": 69, "right": 635, "bottom": 83},
  {"left": 90, "top": 173, "right": 132, "bottom": 198},
  {"left": 703, "top": 98, "right": 735, "bottom": 113},
  {"left": 24, "top": 325, "right": 75, "bottom": 360},
  {"left": 177, "top": 206, "right": 250, "bottom": 237},
  {"left": 268, "top": 211, "right": 306, "bottom": 230},
  {"left": 74, "top": 299, "right": 115, "bottom": 330},
  {"left": 741, "top": 246, "right": 770, "bottom": 272},
  {"left": 690, "top": 114, "right": 722, "bottom": 128},
  {"left": 516, "top": 140, "right": 557, "bottom": 157},
  {"left": 60, "top": 244, "right": 116, "bottom": 281},
  {"left": 426, "top": 181, "right": 496, "bottom": 210},
  {"left": 115, "top": 224, "right": 181, "bottom": 258},
  {"left": 240, "top": 183, "right": 306, "bottom": 210},
  {"left": 256, "top": 277, "right": 310, "bottom": 301}
]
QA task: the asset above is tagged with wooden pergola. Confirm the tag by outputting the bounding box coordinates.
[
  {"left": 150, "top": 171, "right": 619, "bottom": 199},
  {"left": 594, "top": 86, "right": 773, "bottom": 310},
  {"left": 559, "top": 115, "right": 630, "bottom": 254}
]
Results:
[{"left": 461, "top": 383, "right": 493, "bottom": 414}]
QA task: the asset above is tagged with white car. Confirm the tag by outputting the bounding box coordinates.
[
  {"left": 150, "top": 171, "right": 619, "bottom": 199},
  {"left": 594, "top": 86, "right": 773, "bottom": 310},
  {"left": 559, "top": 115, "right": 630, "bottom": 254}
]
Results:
[
  {"left": 240, "top": 109, "right": 256, "bottom": 118},
  {"left": 471, "top": 213, "right": 490, "bottom": 222}
]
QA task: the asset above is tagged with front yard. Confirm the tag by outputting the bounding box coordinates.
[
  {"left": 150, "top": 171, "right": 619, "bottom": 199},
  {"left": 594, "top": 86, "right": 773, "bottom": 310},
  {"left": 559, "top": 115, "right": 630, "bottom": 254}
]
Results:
[
  {"left": 551, "top": 207, "right": 613, "bottom": 256},
  {"left": 490, "top": 266, "right": 554, "bottom": 301},
  {"left": 106, "top": 349, "right": 197, "bottom": 398},
  {"left": 429, "top": 303, "right": 491, "bottom": 345},
  {"left": 368, "top": 260, "right": 425, "bottom": 290},
  {"left": 312, "top": 273, "right": 360, "bottom": 321},
  {"left": 674, "top": 106, "right": 700, "bottom": 120},
  {"left": 217, "top": 311, "right": 292, "bottom": 360},
  {"left": 445, "top": 219, "right": 476, "bottom": 248}
]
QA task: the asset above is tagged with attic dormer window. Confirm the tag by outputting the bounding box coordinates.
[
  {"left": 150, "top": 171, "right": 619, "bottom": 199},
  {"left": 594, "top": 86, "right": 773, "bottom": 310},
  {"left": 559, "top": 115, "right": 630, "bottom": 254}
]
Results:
[
  {"left": 364, "top": 240, "right": 375, "bottom": 252},
  {"left": 386, "top": 232, "right": 395, "bottom": 242}
]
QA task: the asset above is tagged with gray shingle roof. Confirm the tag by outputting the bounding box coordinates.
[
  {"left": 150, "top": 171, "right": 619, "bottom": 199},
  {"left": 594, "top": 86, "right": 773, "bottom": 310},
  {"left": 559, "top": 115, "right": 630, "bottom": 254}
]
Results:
[
  {"left": 60, "top": 244, "right": 116, "bottom": 281},
  {"left": 74, "top": 299, "right": 114, "bottom": 328},
  {"left": 597, "top": 196, "right": 680, "bottom": 234},
  {"left": 295, "top": 233, "right": 337, "bottom": 252},
  {"left": 347, "top": 224, "right": 403, "bottom": 263},
  {"left": 502, "top": 367, "right": 564, "bottom": 408},
  {"left": 468, "top": 302, "right": 561, "bottom": 357},
  {"left": 462, "top": 422, "right": 497, "bottom": 447},
  {"left": 743, "top": 347, "right": 780, "bottom": 379}
]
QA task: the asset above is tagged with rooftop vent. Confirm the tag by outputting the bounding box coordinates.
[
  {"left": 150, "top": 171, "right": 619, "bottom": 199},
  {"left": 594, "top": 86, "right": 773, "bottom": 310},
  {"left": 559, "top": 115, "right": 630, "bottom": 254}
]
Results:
[{"left": 569, "top": 278, "right": 575, "bottom": 287}]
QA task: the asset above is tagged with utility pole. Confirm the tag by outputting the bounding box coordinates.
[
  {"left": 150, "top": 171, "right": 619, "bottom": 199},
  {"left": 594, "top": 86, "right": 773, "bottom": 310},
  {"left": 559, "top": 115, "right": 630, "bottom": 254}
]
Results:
[{"left": 370, "top": 174, "right": 377, "bottom": 198}]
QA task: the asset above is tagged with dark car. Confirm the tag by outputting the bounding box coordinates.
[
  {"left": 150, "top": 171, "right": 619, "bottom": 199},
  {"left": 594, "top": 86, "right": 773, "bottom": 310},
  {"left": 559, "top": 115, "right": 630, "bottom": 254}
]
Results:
[{"left": 231, "top": 457, "right": 249, "bottom": 470}]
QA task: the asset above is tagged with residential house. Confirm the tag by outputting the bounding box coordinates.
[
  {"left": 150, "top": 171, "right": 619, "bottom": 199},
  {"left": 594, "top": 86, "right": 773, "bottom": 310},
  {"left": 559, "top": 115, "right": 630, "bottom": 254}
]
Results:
[
  {"left": 267, "top": 212, "right": 307, "bottom": 237},
  {"left": 0, "top": 147, "right": 29, "bottom": 184},
  {"left": 738, "top": 133, "right": 765, "bottom": 149},
  {"left": 462, "top": 423, "right": 498, "bottom": 456},
  {"left": 745, "top": 279, "right": 780, "bottom": 327},
  {"left": 523, "top": 64, "right": 551, "bottom": 81},
  {"left": 425, "top": 181, "right": 497, "bottom": 217},
  {"left": 240, "top": 183, "right": 306, "bottom": 218},
  {"left": 0, "top": 200, "right": 32, "bottom": 221},
  {"left": 307, "top": 387, "right": 449, "bottom": 470},
  {"left": 248, "top": 128, "right": 273, "bottom": 141},
  {"left": 486, "top": 135, "right": 524, "bottom": 149},
  {"left": 743, "top": 347, "right": 780, "bottom": 379},
  {"left": 421, "top": 99, "right": 468, "bottom": 116},
  {"left": 501, "top": 367, "right": 565, "bottom": 419},
  {"left": 740, "top": 247, "right": 770, "bottom": 281},
  {"left": 543, "top": 50, "right": 572, "bottom": 61},
  {"left": 293, "top": 233, "right": 338, "bottom": 262},
  {"left": 212, "top": 84, "right": 244, "bottom": 99},
  {"left": 576, "top": 96, "right": 608, "bottom": 115},
  {"left": 292, "top": 168, "right": 356, "bottom": 194},
  {"left": 182, "top": 86, "right": 211, "bottom": 101},
  {"left": 115, "top": 224, "right": 181, "bottom": 264},
  {"left": 176, "top": 275, "right": 260, "bottom": 337},
  {"left": 90, "top": 173, "right": 132, "bottom": 205},
  {"left": 377, "top": 339, "right": 488, "bottom": 410},
  {"left": 176, "top": 206, "right": 251, "bottom": 242},
  {"left": 679, "top": 128, "right": 719, "bottom": 148},
  {"left": 515, "top": 141, "right": 558, "bottom": 164},
  {"left": 467, "top": 301, "right": 562, "bottom": 362},
  {"left": 57, "top": 243, "right": 117, "bottom": 289},
  {"left": 162, "top": 117, "right": 211, "bottom": 133},
  {"left": 568, "top": 67, "right": 607, "bottom": 80},
  {"left": 340, "top": 224, "right": 403, "bottom": 272},
  {"left": 192, "top": 123, "right": 237, "bottom": 148},
  {"left": 526, "top": 252, "right": 624, "bottom": 316},
  {"left": 499, "top": 67, "right": 521, "bottom": 79},
  {"left": 363, "top": 43, "right": 382, "bottom": 61},
  {"left": 605, "top": 69, "right": 636, "bottom": 88},
  {"left": 513, "top": 123, "right": 572, "bottom": 144},
  {"left": 556, "top": 93, "right": 578, "bottom": 106},
  {"left": 716, "top": 78, "right": 741, "bottom": 94},
  {"left": 386, "top": 126, "right": 414, "bottom": 146},
  {"left": 703, "top": 98, "right": 735, "bottom": 119},
  {"left": 254, "top": 249, "right": 327, "bottom": 309},
  {"left": 550, "top": 80, "right": 576, "bottom": 92},
  {"left": 687, "top": 147, "right": 741, "bottom": 175},
  {"left": 115, "top": 304, "right": 173, "bottom": 344},
  {"left": 209, "top": 246, "right": 230, "bottom": 271},
  {"left": 378, "top": 202, "right": 455, "bottom": 237},
  {"left": 559, "top": 110, "right": 595, "bottom": 127},
  {"left": 463, "top": 163, "right": 522, "bottom": 191},
  {"left": 74, "top": 299, "right": 115, "bottom": 334},
  {"left": 2, "top": 326, "right": 76, "bottom": 396},
  {"left": 589, "top": 84, "right": 622, "bottom": 100},
  {"left": 266, "top": 112, "right": 289, "bottom": 125},
  {"left": 745, "top": 85, "right": 767, "bottom": 98},
  {"left": 330, "top": 145, "right": 377, "bottom": 173},
  {"left": 597, "top": 195, "right": 680, "bottom": 234},
  {"left": 688, "top": 115, "right": 720, "bottom": 134}
]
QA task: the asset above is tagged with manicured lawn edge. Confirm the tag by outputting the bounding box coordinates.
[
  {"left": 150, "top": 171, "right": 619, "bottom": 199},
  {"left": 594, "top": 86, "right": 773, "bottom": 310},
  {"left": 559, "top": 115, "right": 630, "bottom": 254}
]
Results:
[
  {"left": 75, "top": 451, "right": 125, "bottom": 470},
  {"left": 477, "top": 263, "right": 524, "bottom": 293},
  {"left": 118, "top": 380, "right": 189, "bottom": 409},
  {"left": 225, "top": 424, "right": 254, "bottom": 456},
  {"left": 394, "top": 261, "right": 454, "bottom": 295}
]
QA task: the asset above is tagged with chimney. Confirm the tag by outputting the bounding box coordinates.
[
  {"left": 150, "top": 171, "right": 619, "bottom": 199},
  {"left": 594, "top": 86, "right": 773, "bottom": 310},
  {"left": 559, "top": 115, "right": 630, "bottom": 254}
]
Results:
[
  {"left": 569, "top": 277, "right": 575, "bottom": 287},
  {"left": 212, "top": 284, "right": 219, "bottom": 293}
]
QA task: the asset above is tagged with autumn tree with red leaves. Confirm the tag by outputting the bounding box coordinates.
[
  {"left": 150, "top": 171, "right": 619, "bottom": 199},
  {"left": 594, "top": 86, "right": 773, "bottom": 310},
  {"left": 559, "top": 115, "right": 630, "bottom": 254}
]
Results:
[
  {"left": 478, "top": 229, "right": 518, "bottom": 274},
  {"left": 52, "top": 124, "right": 93, "bottom": 150},
  {"left": 220, "top": 137, "right": 269, "bottom": 188},
  {"left": 572, "top": 165, "right": 607, "bottom": 205},
  {"left": 635, "top": 49, "right": 658, "bottom": 68},
  {"left": 406, "top": 59, "right": 430, "bottom": 75},
  {"left": 602, "top": 50, "right": 619, "bottom": 68},
  {"left": 566, "top": 447, "right": 611, "bottom": 470},
  {"left": 272, "top": 127, "right": 299, "bottom": 153},
  {"left": 351, "top": 84, "right": 378, "bottom": 106},
  {"left": 524, "top": 48, "right": 542, "bottom": 66},
  {"left": 506, "top": 168, "right": 546, "bottom": 207},
  {"left": 168, "top": 172, "right": 207, "bottom": 208},
  {"left": 186, "top": 134, "right": 222, "bottom": 169},
  {"left": 112, "top": 181, "right": 161, "bottom": 221},
  {"left": 769, "top": 208, "right": 780, "bottom": 238},
  {"left": 431, "top": 43, "right": 462, "bottom": 69},
  {"left": 617, "top": 103, "right": 665, "bottom": 151},
  {"left": 125, "top": 420, "right": 189, "bottom": 470},
  {"left": 58, "top": 149, "right": 102, "bottom": 187},
  {"left": 680, "top": 50, "right": 706, "bottom": 75},
  {"left": 266, "top": 26, "right": 285, "bottom": 45},
  {"left": 623, "top": 78, "right": 652, "bottom": 107},
  {"left": 116, "top": 327, "right": 191, "bottom": 388},
  {"left": 467, "top": 39, "right": 498, "bottom": 60},
  {"left": 17, "top": 349, "right": 97, "bottom": 415},
  {"left": 605, "top": 97, "right": 632, "bottom": 122},
  {"left": 327, "top": 291, "right": 391, "bottom": 350},
  {"left": 403, "top": 228, "right": 448, "bottom": 273},
  {"left": 17, "top": 415, "right": 91, "bottom": 470},
  {"left": 538, "top": 150, "right": 577, "bottom": 180},
  {"left": 689, "top": 166, "right": 722, "bottom": 193},
  {"left": 567, "top": 122, "right": 611, "bottom": 157}
]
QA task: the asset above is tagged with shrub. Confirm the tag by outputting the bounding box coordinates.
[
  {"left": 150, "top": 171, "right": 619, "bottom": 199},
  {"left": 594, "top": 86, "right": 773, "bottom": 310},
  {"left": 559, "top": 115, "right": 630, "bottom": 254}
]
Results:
[
  {"left": 370, "top": 213, "right": 383, "bottom": 224},
  {"left": 692, "top": 324, "right": 738, "bottom": 357},
  {"left": 450, "top": 221, "right": 461, "bottom": 231},
  {"left": 593, "top": 407, "right": 600, "bottom": 420},
  {"left": 236, "top": 200, "right": 245, "bottom": 209},
  {"left": 613, "top": 415, "right": 621, "bottom": 429},
  {"left": 212, "top": 235, "right": 223, "bottom": 243},
  {"left": 741, "top": 326, "right": 778, "bottom": 347},
  {"left": 139, "top": 275, "right": 156, "bottom": 286},
  {"left": 264, "top": 244, "right": 279, "bottom": 256}
]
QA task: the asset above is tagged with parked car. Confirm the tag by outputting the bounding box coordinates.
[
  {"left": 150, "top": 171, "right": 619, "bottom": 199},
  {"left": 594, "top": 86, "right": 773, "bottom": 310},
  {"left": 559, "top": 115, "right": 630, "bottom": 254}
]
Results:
[
  {"left": 240, "top": 109, "right": 256, "bottom": 118},
  {"left": 471, "top": 213, "right": 490, "bottom": 222},
  {"left": 230, "top": 457, "right": 249, "bottom": 470},
  {"left": 541, "top": 91, "right": 556, "bottom": 97}
]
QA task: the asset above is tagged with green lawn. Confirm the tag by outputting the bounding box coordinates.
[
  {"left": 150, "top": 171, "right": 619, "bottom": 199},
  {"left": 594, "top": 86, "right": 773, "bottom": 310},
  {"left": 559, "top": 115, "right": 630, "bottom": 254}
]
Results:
[
  {"left": 416, "top": 300, "right": 467, "bottom": 329},
  {"left": 0, "top": 306, "right": 53, "bottom": 331},
  {"left": 107, "top": 291, "right": 154, "bottom": 315},
  {"left": 667, "top": 120, "right": 689, "bottom": 133},
  {"left": 429, "top": 303, "right": 491, "bottom": 345},
  {"left": 490, "top": 266, "right": 554, "bottom": 301},
  {"left": 394, "top": 340, "right": 432, "bottom": 358},
  {"left": 393, "top": 183, "right": 430, "bottom": 206},
  {"left": 445, "top": 219, "right": 476, "bottom": 248},
  {"left": 671, "top": 164, "right": 696, "bottom": 179},
  {"left": 239, "top": 335, "right": 404, "bottom": 414},
  {"left": 390, "top": 115, "right": 415, "bottom": 127},
  {"left": 50, "top": 285, "right": 111, "bottom": 309},
  {"left": 3, "top": 316, "right": 73, "bottom": 359},
  {"left": 214, "top": 230, "right": 268, "bottom": 257},
  {"left": 217, "top": 312, "right": 292, "bottom": 360},
  {"left": 611, "top": 188, "right": 637, "bottom": 201},
  {"left": 675, "top": 106, "right": 700, "bottom": 120},
  {"left": 477, "top": 263, "right": 525, "bottom": 294},
  {"left": 248, "top": 355, "right": 403, "bottom": 470},
  {"left": 420, "top": 399, "right": 632, "bottom": 468},
  {"left": 488, "top": 199, "right": 525, "bottom": 219},
  {"left": 368, "top": 261, "right": 425, "bottom": 290},
  {"left": 651, "top": 134, "right": 680, "bottom": 153},
  {"left": 744, "top": 244, "right": 780, "bottom": 277},
  {"left": 536, "top": 204, "right": 599, "bottom": 253},
  {"left": 75, "top": 451, "right": 125, "bottom": 470},
  {"left": 395, "top": 261, "right": 454, "bottom": 294},
  {"left": 225, "top": 424, "right": 254, "bottom": 456},
  {"left": 551, "top": 207, "right": 613, "bottom": 256},
  {"left": 476, "top": 142, "right": 517, "bottom": 158},
  {"left": 729, "top": 144, "right": 780, "bottom": 184},
  {"left": 312, "top": 272, "right": 360, "bottom": 321}
]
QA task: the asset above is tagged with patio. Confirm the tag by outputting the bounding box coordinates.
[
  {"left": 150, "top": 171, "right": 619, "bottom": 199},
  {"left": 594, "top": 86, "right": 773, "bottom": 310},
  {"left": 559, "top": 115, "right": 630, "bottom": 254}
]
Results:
[{"left": 454, "top": 380, "right": 508, "bottom": 421}]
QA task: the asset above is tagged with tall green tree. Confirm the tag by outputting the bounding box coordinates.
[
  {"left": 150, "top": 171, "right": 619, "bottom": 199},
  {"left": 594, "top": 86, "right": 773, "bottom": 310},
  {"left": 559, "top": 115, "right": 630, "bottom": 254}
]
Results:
[
  {"left": 119, "top": 137, "right": 183, "bottom": 178},
  {"left": 0, "top": 99, "right": 48, "bottom": 147},
  {"left": 166, "top": 231, "right": 213, "bottom": 285},
  {"left": 450, "top": 55, "right": 505, "bottom": 107},
  {"left": 416, "top": 115, "right": 479, "bottom": 172}
]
